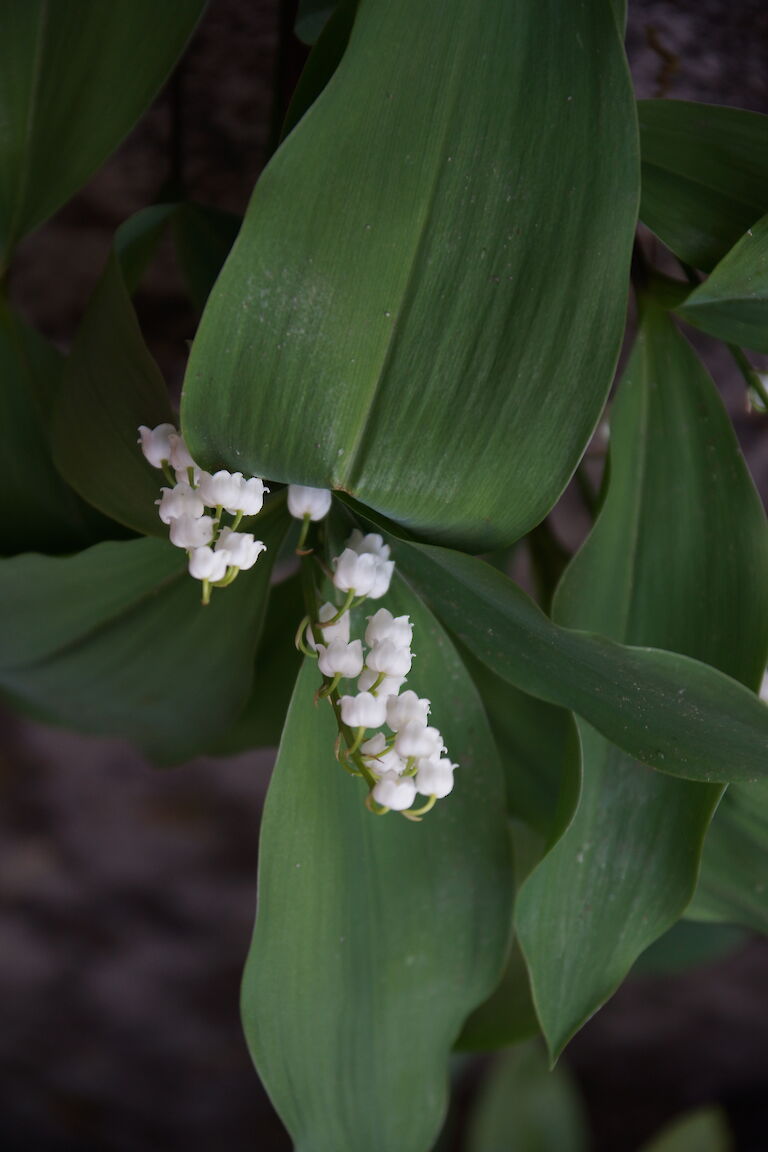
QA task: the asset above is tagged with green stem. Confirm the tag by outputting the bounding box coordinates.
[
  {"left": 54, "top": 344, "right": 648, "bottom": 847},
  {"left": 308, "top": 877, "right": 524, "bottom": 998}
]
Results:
[
  {"left": 296, "top": 513, "right": 312, "bottom": 553},
  {"left": 320, "top": 588, "right": 355, "bottom": 627},
  {"left": 161, "top": 461, "right": 176, "bottom": 487},
  {"left": 201, "top": 579, "right": 212, "bottom": 606}
]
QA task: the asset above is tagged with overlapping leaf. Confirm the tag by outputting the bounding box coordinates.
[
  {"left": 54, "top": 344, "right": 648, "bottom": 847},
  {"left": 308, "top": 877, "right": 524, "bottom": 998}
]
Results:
[
  {"left": 0, "top": 500, "right": 290, "bottom": 762},
  {"left": 0, "top": 0, "right": 204, "bottom": 264},
  {"left": 182, "top": 0, "right": 638, "bottom": 549},
  {"left": 676, "top": 211, "right": 768, "bottom": 352},
  {"left": 242, "top": 578, "right": 512, "bottom": 1152},
  {"left": 515, "top": 305, "right": 768, "bottom": 1055},
  {"left": 639, "top": 99, "right": 768, "bottom": 270},
  {"left": 0, "top": 300, "right": 120, "bottom": 555}
]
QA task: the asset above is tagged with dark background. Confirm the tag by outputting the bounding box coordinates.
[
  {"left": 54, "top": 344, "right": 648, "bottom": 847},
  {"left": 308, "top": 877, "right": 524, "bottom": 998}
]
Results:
[{"left": 2, "top": 2, "right": 767, "bottom": 1150}]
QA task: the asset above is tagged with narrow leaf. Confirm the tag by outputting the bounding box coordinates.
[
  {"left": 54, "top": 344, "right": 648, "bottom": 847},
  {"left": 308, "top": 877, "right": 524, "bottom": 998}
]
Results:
[
  {"left": 639, "top": 99, "right": 768, "bottom": 271},
  {"left": 242, "top": 579, "right": 512, "bottom": 1152},
  {"left": 182, "top": 0, "right": 638, "bottom": 550},
  {"left": 0, "top": 0, "right": 204, "bottom": 263}
]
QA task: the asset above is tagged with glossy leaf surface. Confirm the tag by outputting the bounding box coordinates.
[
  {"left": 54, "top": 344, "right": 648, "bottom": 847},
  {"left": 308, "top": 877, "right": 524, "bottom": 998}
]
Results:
[
  {"left": 639, "top": 99, "right": 768, "bottom": 270},
  {"left": 52, "top": 206, "right": 176, "bottom": 536},
  {"left": 242, "top": 580, "right": 512, "bottom": 1152},
  {"left": 0, "top": 301, "right": 119, "bottom": 554},
  {"left": 0, "top": 0, "right": 204, "bottom": 263},
  {"left": 0, "top": 502, "right": 290, "bottom": 762},
  {"left": 183, "top": 0, "right": 638, "bottom": 549},
  {"left": 676, "top": 211, "right": 768, "bottom": 351},
  {"left": 516, "top": 307, "right": 768, "bottom": 1055}
]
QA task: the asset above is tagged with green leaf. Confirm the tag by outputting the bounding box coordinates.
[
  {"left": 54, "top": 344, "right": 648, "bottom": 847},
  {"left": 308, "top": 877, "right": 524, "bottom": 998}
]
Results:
[
  {"left": 676, "top": 211, "right": 768, "bottom": 351},
  {"left": 51, "top": 205, "right": 177, "bottom": 536},
  {"left": 182, "top": 0, "right": 638, "bottom": 550},
  {"left": 466, "top": 1042, "right": 589, "bottom": 1152},
  {"left": 0, "top": 0, "right": 204, "bottom": 264},
  {"left": 294, "top": 0, "right": 339, "bottom": 45},
  {"left": 515, "top": 306, "right": 768, "bottom": 1056},
  {"left": 638, "top": 99, "right": 768, "bottom": 271},
  {"left": 242, "top": 579, "right": 512, "bottom": 1152},
  {"left": 0, "top": 500, "right": 290, "bottom": 763},
  {"left": 688, "top": 780, "right": 768, "bottom": 935},
  {"left": 0, "top": 300, "right": 122, "bottom": 554},
  {"left": 172, "top": 204, "right": 241, "bottom": 313},
  {"left": 640, "top": 1108, "right": 732, "bottom": 1152},
  {"left": 282, "top": 0, "right": 358, "bottom": 140},
  {"left": 369, "top": 528, "right": 768, "bottom": 785}
]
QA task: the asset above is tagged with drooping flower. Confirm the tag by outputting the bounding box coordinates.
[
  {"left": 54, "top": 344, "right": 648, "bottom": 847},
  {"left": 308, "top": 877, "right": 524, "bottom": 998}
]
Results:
[
  {"left": 156, "top": 482, "right": 205, "bottom": 524},
  {"left": 215, "top": 528, "right": 267, "bottom": 571},
  {"left": 358, "top": 669, "right": 404, "bottom": 696},
  {"left": 386, "top": 690, "right": 430, "bottom": 731},
  {"left": 188, "top": 546, "right": 229, "bottom": 582},
  {"left": 347, "top": 529, "right": 391, "bottom": 561},
  {"left": 316, "top": 639, "right": 364, "bottom": 679},
  {"left": 169, "top": 514, "right": 216, "bottom": 549},
  {"left": 332, "top": 549, "right": 379, "bottom": 596},
  {"left": 306, "top": 604, "right": 351, "bottom": 649},
  {"left": 199, "top": 470, "right": 245, "bottom": 512},
  {"left": 339, "top": 691, "right": 388, "bottom": 729},
  {"left": 138, "top": 423, "right": 177, "bottom": 468},
  {"left": 168, "top": 432, "right": 196, "bottom": 473},
  {"left": 367, "top": 558, "right": 395, "bottom": 600},
  {"left": 365, "top": 638, "right": 412, "bottom": 678},
  {"left": 394, "top": 721, "right": 445, "bottom": 760},
  {"left": 415, "top": 757, "right": 456, "bottom": 799},
  {"left": 287, "top": 484, "right": 332, "bottom": 521},
  {"left": 238, "top": 476, "right": 269, "bottom": 516},
  {"left": 372, "top": 771, "right": 416, "bottom": 811},
  {"left": 365, "top": 608, "right": 413, "bottom": 648}
]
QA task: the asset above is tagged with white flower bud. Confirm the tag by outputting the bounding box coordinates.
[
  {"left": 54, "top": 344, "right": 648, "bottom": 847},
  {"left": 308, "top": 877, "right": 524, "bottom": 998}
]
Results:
[
  {"left": 168, "top": 432, "right": 196, "bottom": 473},
  {"left": 169, "top": 514, "right": 216, "bottom": 549},
  {"left": 365, "top": 639, "right": 412, "bottom": 677},
  {"left": 372, "top": 771, "right": 416, "bottom": 811},
  {"left": 215, "top": 528, "right": 267, "bottom": 570},
  {"left": 316, "top": 638, "right": 364, "bottom": 679},
  {"left": 333, "top": 549, "right": 379, "bottom": 596},
  {"left": 347, "top": 529, "right": 391, "bottom": 560},
  {"left": 287, "top": 485, "right": 332, "bottom": 521},
  {"left": 367, "top": 558, "right": 395, "bottom": 600},
  {"left": 306, "top": 604, "right": 350, "bottom": 650},
  {"left": 199, "top": 470, "right": 244, "bottom": 512},
  {"left": 365, "top": 608, "right": 412, "bottom": 648},
  {"left": 386, "top": 690, "right": 430, "bottom": 731},
  {"left": 339, "top": 692, "right": 387, "bottom": 729},
  {"left": 238, "top": 476, "right": 269, "bottom": 516},
  {"left": 358, "top": 669, "right": 404, "bottom": 696},
  {"left": 188, "top": 546, "right": 229, "bottom": 582},
  {"left": 156, "top": 482, "right": 205, "bottom": 524},
  {"left": 415, "top": 757, "right": 456, "bottom": 799},
  {"left": 360, "top": 734, "right": 387, "bottom": 757},
  {"left": 395, "top": 721, "right": 445, "bottom": 760},
  {"left": 138, "top": 423, "right": 176, "bottom": 467}
]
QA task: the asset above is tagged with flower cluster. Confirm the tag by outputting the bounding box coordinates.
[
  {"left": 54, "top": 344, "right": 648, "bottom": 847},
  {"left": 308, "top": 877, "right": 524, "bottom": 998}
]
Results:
[
  {"left": 297, "top": 523, "right": 457, "bottom": 818},
  {"left": 138, "top": 423, "right": 268, "bottom": 603}
]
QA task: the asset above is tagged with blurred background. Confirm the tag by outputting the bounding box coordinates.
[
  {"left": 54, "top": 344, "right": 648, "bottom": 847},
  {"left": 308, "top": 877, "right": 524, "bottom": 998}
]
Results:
[{"left": 1, "top": 1, "right": 767, "bottom": 1149}]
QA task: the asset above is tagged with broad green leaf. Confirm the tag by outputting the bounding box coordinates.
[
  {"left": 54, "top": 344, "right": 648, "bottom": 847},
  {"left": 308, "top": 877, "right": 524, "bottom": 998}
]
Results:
[
  {"left": 466, "top": 1042, "right": 589, "bottom": 1152},
  {"left": 676, "top": 211, "right": 768, "bottom": 351},
  {"left": 635, "top": 921, "right": 747, "bottom": 975},
  {"left": 515, "top": 306, "right": 768, "bottom": 1056},
  {"left": 638, "top": 99, "right": 768, "bottom": 271},
  {"left": 242, "top": 579, "right": 512, "bottom": 1152},
  {"left": 282, "top": 0, "right": 357, "bottom": 140},
  {"left": 688, "top": 780, "right": 768, "bottom": 934},
  {"left": 182, "top": 0, "right": 638, "bottom": 550},
  {"left": 51, "top": 206, "right": 176, "bottom": 536},
  {"left": 0, "top": 0, "right": 204, "bottom": 264},
  {"left": 0, "top": 300, "right": 121, "bottom": 555},
  {"left": 640, "top": 1108, "right": 732, "bottom": 1152},
  {"left": 360, "top": 524, "right": 768, "bottom": 784},
  {"left": 0, "top": 500, "right": 290, "bottom": 763},
  {"left": 209, "top": 572, "right": 303, "bottom": 753},
  {"left": 294, "top": 0, "right": 338, "bottom": 44},
  {"left": 172, "top": 204, "right": 241, "bottom": 313},
  {"left": 458, "top": 937, "right": 539, "bottom": 1052}
]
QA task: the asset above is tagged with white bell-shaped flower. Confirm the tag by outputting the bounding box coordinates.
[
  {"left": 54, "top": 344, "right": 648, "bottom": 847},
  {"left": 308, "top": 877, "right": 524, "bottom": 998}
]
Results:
[
  {"left": 156, "top": 482, "right": 205, "bottom": 524},
  {"left": 358, "top": 669, "right": 404, "bottom": 696},
  {"left": 332, "top": 549, "right": 379, "bottom": 596},
  {"left": 199, "top": 470, "right": 244, "bottom": 512},
  {"left": 347, "top": 529, "right": 391, "bottom": 561},
  {"left": 316, "top": 638, "right": 364, "bottom": 679},
  {"left": 138, "top": 423, "right": 176, "bottom": 468},
  {"left": 339, "top": 691, "right": 387, "bottom": 729},
  {"left": 372, "top": 771, "right": 416, "bottom": 811},
  {"left": 365, "top": 639, "right": 412, "bottom": 678},
  {"left": 238, "top": 476, "right": 269, "bottom": 516},
  {"left": 395, "top": 721, "right": 445, "bottom": 760},
  {"left": 360, "top": 733, "right": 387, "bottom": 757},
  {"left": 287, "top": 484, "right": 332, "bottom": 521},
  {"left": 215, "top": 528, "right": 267, "bottom": 571},
  {"left": 313, "top": 604, "right": 351, "bottom": 648},
  {"left": 188, "top": 546, "right": 229, "bottom": 582},
  {"left": 415, "top": 757, "right": 456, "bottom": 799},
  {"left": 386, "top": 690, "right": 430, "bottom": 731},
  {"left": 367, "top": 558, "right": 395, "bottom": 600},
  {"left": 365, "top": 608, "right": 412, "bottom": 649},
  {"left": 169, "top": 514, "right": 216, "bottom": 549},
  {"left": 168, "top": 432, "right": 196, "bottom": 473}
]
